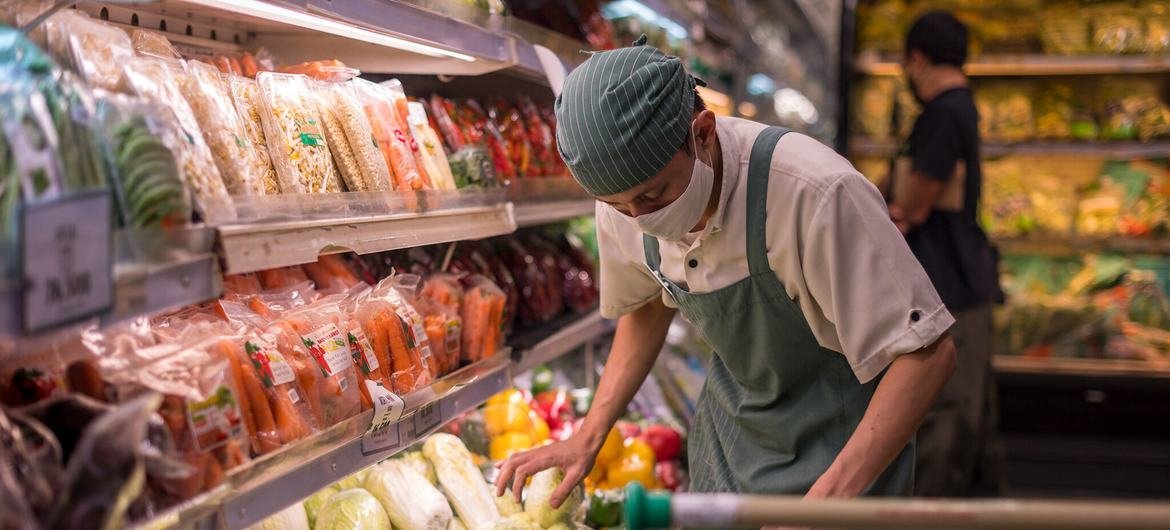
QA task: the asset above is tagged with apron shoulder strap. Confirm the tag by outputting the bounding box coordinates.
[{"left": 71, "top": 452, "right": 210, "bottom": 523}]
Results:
[
  {"left": 642, "top": 233, "right": 661, "bottom": 269},
  {"left": 745, "top": 126, "right": 792, "bottom": 275}
]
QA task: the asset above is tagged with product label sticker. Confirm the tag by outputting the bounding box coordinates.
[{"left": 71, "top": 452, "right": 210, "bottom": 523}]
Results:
[
  {"left": 186, "top": 385, "right": 244, "bottom": 452},
  {"left": 303, "top": 323, "right": 352, "bottom": 377},
  {"left": 20, "top": 190, "right": 113, "bottom": 333},
  {"left": 445, "top": 320, "right": 461, "bottom": 359},
  {"left": 245, "top": 338, "right": 295, "bottom": 387},
  {"left": 348, "top": 326, "right": 379, "bottom": 374},
  {"left": 361, "top": 380, "right": 405, "bottom": 455},
  {"left": 287, "top": 387, "right": 301, "bottom": 404}
]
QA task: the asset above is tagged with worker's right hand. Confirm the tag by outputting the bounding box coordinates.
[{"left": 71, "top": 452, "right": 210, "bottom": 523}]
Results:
[{"left": 495, "top": 431, "right": 599, "bottom": 508}]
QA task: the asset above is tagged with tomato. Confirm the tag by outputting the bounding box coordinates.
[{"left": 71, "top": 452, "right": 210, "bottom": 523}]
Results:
[{"left": 639, "top": 424, "right": 683, "bottom": 461}]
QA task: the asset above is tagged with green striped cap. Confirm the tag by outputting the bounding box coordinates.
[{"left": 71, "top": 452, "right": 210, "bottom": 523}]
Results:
[{"left": 555, "top": 35, "right": 697, "bottom": 196}]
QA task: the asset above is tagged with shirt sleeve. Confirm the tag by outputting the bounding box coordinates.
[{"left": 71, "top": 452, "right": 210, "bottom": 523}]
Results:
[
  {"left": 596, "top": 202, "right": 663, "bottom": 319},
  {"left": 909, "top": 108, "right": 962, "bottom": 182},
  {"left": 801, "top": 172, "right": 955, "bottom": 383}
]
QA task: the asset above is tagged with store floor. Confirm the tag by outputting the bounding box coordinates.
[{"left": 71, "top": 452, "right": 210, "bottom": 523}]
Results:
[{"left": 997, "top": 368, "right": 1170, "bottom": 498}]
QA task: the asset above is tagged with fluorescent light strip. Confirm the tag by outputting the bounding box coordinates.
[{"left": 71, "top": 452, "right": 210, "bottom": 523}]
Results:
[{"left": 185, "top": 0, "right": 476, "bottom": 62}]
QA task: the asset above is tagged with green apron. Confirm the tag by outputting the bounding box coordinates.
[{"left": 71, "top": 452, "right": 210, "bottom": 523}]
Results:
[{"left": 643, "top": 127, "right": 914, "bottom": 496}]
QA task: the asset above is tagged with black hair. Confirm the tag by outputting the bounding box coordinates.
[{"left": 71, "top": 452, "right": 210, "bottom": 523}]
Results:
[
  {"left": 681, "top": 89, "right": 707, "bottom": 154},
  {"left": 905, "top": 11, "right": 968, "bottom": 68}
]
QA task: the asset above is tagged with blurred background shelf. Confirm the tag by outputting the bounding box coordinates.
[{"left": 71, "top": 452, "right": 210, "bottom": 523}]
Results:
[
  {"left": 992, "top": 236, "right": 1170, "bottom": 256},
  {"left": 856, "top": 54, "right": 1170, "bottom": 77},
  {"left": 994, "top": 355, "right": 1170, "bottom": 379},
  {"left": 513, "top": 199, "right": 596, "bottom": 227},
  {"left": 511, "top": 309, "right": 613, "bottom": 372},
  {"left": 850, "top": 138, "right": 1170, "bottom": 159}
]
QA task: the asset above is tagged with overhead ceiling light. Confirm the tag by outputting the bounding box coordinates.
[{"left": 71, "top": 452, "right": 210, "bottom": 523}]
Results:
[{"left": 185, "top": 0, "right": 476, "bottom": 62}]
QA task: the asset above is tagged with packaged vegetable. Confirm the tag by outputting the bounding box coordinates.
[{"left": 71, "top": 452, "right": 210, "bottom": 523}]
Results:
[
  {"left": 517, "top": 96, "right": 557, "bottom": 176},
  {"left": 491, "top": 98, "right": 533, "bottom": 177},
  {"left": 379, "top": 275, "right": 439, "bottom": 380},
  {"left": 256, "top": 72, "right": 342, "bottom": 194},
  {"left": 429, "top": 94, "right": 467, "bottom": 152},
  {"left": 461, "top": 275, "right": 506, "bottom": 362},
  {"left": 129, "top": 28, "right": 181, "bottom": 59},
  {"left": 355, "top": 79, "right": 425, "bottom": 191},
  {"left": 463, "top": 99, "right": 516, "bottom": 183},
  {"left": 227, "top": 76, "right": 280, "bottom": 194},
  {"left": 123, "top": 57, "right": 236, "bottom": 222},
  {"left": 364, "top": 459, "right": 453, "bottom": 530},
  {"left": 271, "top": 303, "right": 364, "bottom": 426},
  {"left": 57, "top": 12, "right": 133, "bottom": 92},
  {"left": 422, "top": 433, "right": 501, "bottom": 528},
  {"left": 223, "top": 273, "right": 265, "bottom": 298},
  {"left": 280, "top": 59, "right": 359, "bottom": 82},
  {"left": 408, "top": 101, "right": 456, "bottom": 190},
  {"left": 415, "top": 296, "right": 462, "bottom": 375},
  {"left": 422, "top": 273, "right": 465, "bottom": 314},
  {"left": 315, "top": 82, "right": 367, "bottom": 192},
  {"left": 302, "top": 254, "right": 362, "bottom": 292},
  {"left": 181, "top": 61, "right": 264, "bottom": 196},
  {"left": 94, "top": 94, "right": 191, "bottom": 229},
  {"left": 315, "top": 488, "right": 392, "bottom": 530},
  {"left": 401, "top": 450, "right": 437, "bottom": 484},
  {"left": 383, "top": 80, "right": 436, "bottom": 188},
  {"left": 258, "top": 266, "right": 313, "bottom": 291},
  {"left": 330, "top": 81, "right": 394, "bottom": 191},
  {"left": 353, "top": 293, "right": 429, "bottom": 394}
]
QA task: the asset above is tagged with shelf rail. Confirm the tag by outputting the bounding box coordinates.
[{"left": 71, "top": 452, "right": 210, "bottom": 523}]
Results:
[{"left": 625, "top": 485, "right": 1170, "bottom": 530}]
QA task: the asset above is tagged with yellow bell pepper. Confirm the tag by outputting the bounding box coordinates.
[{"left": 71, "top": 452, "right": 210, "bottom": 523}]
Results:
[
  {"left": 604, "top": 454, "right": 655, "bottom": 489},
  {"left": 487, "top": 388, "right": 526, "bottom": 407},
  {"left": 490, "top": 431, "right": 534, "bottom": 461},
  {"left": 595, "top": 427, "right": 623, "bottom": 467},
  {"left": 531, "top": 413, "right": 550, "bottom": 442},
  {"left": 622, "top": 438, "right": 657, "bottom": 465},
  {"left": 484, "top": 401, "right": 534, "bottom": 437}
]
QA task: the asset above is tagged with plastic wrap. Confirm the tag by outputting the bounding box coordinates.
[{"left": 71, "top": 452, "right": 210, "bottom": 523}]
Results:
[
  {"left": 1091, "top": 4, "right": 1143, "bottom": 54},
  {"left": 315, "top": 488, "right": 391, "bottom": 530},
  {"left": 227, "top": 76, "right": 280, "bottom": 194},
  {"left": 255, "top": 72, "right": 342, "bottom": 194},
  {"left": 422, "top": 273, "right": 465, "bottom": 315},
  {"left": 182, "top": 61, "right": 264, "bottom": 196},
  {"left": 94, "top": 94, "right": 192, "bottom": 229},
  {"left": 258, "top": 266, "right": 313, "bottom": 291},
  {"left": 280, "top": 60, "right": 359, "bottom": 82},
  {"left": 57, "top": 12, "right": 133, "bottom": 92},
  {"left": 130, "top": 29, "right": 181, "bottom": 59},
  {"left": 415, "top": 296, "right": 462, "bottom": 376},
  {"left": 302, "top": 255, "right": 362, "bottom": 293},
  {"left": 383, "top": 80, "right": 435, "bottom": 188},
  {"left": 491, "top": 98, "right": 533, "bottom": 177},
  {"left": 461, "top": 275, "right": 506, "bottom": 362},
  {"left": 271, "top": 303, "right": 364, "bottom": 426},
  {"left": 517, "top": 96, "right": 556, "bottom": 176},
  {"left": 223, "top": 273, "right": 265, "bottom": 298},
  {"left": 408, "top": 101, "right": 456, "bottom": 190},
  {"left": 353, "top": 284, "right": 431, "bottom": 394},
  {"left": 123, "top": 57, "right": 236, "bottom": 222},
  {"left": 462, "top": 99, "right": 515, "bottom": 183},
  {"left": 315, "top": 83, "right": 366, "bottom": 193},
  {"left": 355, "top": 79, "right": 425, "bottom": 191}
]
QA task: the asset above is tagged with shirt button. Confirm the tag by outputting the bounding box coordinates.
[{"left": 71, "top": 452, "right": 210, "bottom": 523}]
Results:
[
  {"left": 688, "top": 259, "right": 698, "bottom": 268},
  {"left": 910, "top": 311, "right": 921, "bottom": 323}
]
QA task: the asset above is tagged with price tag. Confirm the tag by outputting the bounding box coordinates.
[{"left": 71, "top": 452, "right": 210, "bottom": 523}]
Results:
[
  {"left": 361, "top": 380, "right": 405, "bottom": 455},
  {"left": 21, "top": 191, "right": 113, "bottom": 333},
  {"left": 411, "top": 401, "right": 442, "bottom": 438}
]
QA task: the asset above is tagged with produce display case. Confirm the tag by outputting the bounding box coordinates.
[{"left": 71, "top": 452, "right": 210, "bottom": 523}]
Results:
[{"left": 841, "top": 0, "right": 1170, "bottom": 497}]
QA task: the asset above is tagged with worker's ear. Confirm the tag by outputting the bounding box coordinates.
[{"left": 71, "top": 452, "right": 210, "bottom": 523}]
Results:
[{"left": 693, "top": 109, "right": 717, "bottom": 165}]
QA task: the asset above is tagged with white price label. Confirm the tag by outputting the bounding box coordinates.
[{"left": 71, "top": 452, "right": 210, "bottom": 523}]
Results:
[
  {"left": 21, "top": 191, "right": 113, "bottom": 332},
  {"left": 411, "top": 401, "right": 442, "bottom": 438},
  {"left": 361, "top": 380, "right": 405, "bottom": 455}
]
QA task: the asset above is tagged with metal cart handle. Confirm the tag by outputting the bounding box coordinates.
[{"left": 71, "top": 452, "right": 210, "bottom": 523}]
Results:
[{"left": 623, "top": 483, "right": 1170, "bottom": 529}]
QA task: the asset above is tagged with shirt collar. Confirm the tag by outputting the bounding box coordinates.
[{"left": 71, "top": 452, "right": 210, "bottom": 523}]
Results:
[{"left": 700, "top": 117, "right": 742, "bottom": 238}]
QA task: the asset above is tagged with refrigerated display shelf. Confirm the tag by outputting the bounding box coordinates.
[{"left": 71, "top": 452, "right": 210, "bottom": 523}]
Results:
[
  {"left": 994, "top": 355, "right": 1170, "bottom": 379},
  {"left": 993, "top": 235, "right": 1170, "bottom": 255},
  {"left": 512, "top": 309, "right": 612, "bottom": 372},
  {"left": 856, "top": 54, "right": 1170, "bottom": 76},
  {"left": 133, "top": 352, "right": 512, "bottom": 530},
  {"left": 851, "top": 138, "right": 1170, "bottom": 159},
  {"left": 218, "top": 203, "right": 517, "bottom": 274},
  {"left": 514, "top": 199, "right": 596, "bottom": 227}
]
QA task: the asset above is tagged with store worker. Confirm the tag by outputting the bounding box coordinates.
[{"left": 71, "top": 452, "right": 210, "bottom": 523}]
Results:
[
  {"left": 497, "top": 35, "right": 957, "bottom": 505},
  {"left": 885, "top": 11, "right": 1003, "bottom": 497}
]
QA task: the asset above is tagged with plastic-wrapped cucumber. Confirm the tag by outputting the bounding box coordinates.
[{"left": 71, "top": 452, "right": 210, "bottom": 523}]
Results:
[{"left": 447, "top": 146, "right": 498, "bottom": 189}]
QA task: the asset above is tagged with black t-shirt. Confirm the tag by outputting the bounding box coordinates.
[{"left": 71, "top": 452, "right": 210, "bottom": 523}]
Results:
[{"left": 900, "top": 87, "right": 1000, "bottom": 312}]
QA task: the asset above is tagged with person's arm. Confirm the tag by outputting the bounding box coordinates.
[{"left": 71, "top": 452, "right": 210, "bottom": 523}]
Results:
[
  {"left": 888, "top": 172, "right": 945, "bottom": 234},
  {"left": 807, "top": 333, "right": 956, "bottom": 497},
  {"left": 495, "top": 296, "right": 676, "bottom": 507}
]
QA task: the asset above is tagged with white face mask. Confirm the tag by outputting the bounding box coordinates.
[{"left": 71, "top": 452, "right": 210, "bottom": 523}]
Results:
[{"left": 633, "top": 128, "right": 714, "bottom": 240}]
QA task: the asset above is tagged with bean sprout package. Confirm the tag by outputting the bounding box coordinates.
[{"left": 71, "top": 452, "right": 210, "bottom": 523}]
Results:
[
  {"left": 315, "top": 80, "right": 393, "bottom": 193},
  {"left": 100, "top": 336, "right": 250, "bottom": 502},
  {"left": 47, "top": 10, "right": 134, "bottom": 92},
  {"left": 226, "top": 75, "right": 279, "bottom": 194},
  {"left": 122, "top": 57, "right": 236, "bottom": 222},
  {"left": 179, "top": 61, "right": 264, "bottom": 196},
  {"left": 270, "top": 301, "right": 363, "bottom": 426},
  {"left": 255, "top": 72, "right": 342, "bottom": 194}
]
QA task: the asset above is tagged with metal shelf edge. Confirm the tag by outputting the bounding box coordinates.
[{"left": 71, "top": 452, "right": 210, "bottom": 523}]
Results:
[
  {"left": 994, "top": 355, "right": 1170, "bottom": 378},
  {"left": 851, "top": 139, "right": 1170, "bottom": 159},
  {"left": 993, "top": 236, "right": 1170, "bottom": 255},
  {"left": 512, "top": 199, "right": 596, "bottom": 227},
  {"left": 218, "top": 204, "right": 517, "bottom": 274},
  {"left": 856, "top": 55, "right": 1170, "bottom": 76},
  {"left": 514, "top": 310, "right": 611, "bottom": 373}
]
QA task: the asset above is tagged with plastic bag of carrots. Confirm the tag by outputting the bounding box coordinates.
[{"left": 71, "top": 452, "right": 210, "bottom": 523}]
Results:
[
  {"left": 100, "top": 335, "right": 250, "bottom": 504},
  {"left": 222, "top": 272, "right": 264, "bottom": 299},
  {"left": 380, "top": 275, "right": 440, "bottom": 380},
  {"left": 269, "top": 301, "right": 364, "bottom": 427},
  {"left": 461, "top": 274, "right": 507, "bottom": 363},
  {"left": 257, "top": 265, "right": 313, "bottom": 291},
  {"left": 351, "top": 277, "right": 436, "bottom": 395},
  {"left": 353, "top": 78, "right": 426, "bottom": 193},
  {"left": 212, "top": 302, "right": 320, "bottom": 455},
  {"left": 301, "top": 254, "right": 363, "bottom": 294},
  {"left": 413, "top": 296, "right": 462, "bottom": 376},
  {"left": 421, "top": 272, "right": 464, "bottom": 314}
]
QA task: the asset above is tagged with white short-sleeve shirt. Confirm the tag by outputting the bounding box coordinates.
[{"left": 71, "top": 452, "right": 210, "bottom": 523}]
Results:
[{"left": 597, "top": 117, "right": 954, "bottom": 383}]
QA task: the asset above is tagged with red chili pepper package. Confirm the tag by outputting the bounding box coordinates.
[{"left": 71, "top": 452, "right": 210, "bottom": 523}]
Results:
[
  {"left": 429, "top": 94, "right": 467, "bottom": 152},
  {"left": 521, "top": 233, "right": 568, "bottom": 318},
  {"left": 460, "top": 274, "right": 506, "bottom": 362},
  {"left": 490, "top": 98, "right": 534, "bottom": 178},
  {"left": 539, "top": 104, "right": 569, "bottom": 176},
  {"left": 518, "top": 96, "right": 557, "bottom": 177},
  {"left": 463, "top": 99, "right": 516, "bottom": 182},
  {"left": 497, "top": 237, "right": 558, "bottom": 326},
  {"left": 269, "top": 301, "right": 363, "bottom": 427},
  {"left": 100, "top": 335, "right": 250, "bottom": 504}
]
